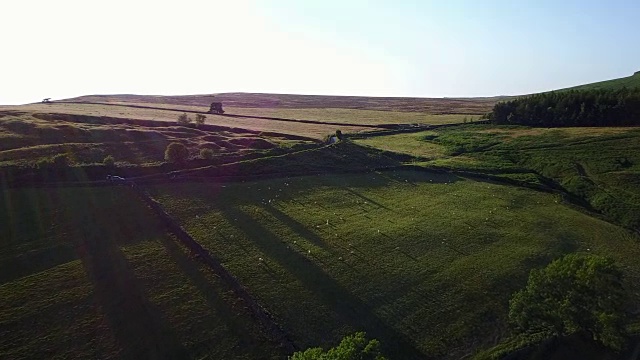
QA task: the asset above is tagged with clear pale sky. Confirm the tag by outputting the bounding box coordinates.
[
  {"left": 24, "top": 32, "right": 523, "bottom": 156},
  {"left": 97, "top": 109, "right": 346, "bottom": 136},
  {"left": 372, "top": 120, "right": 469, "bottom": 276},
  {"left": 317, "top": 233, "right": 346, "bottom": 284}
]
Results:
[{"left": 2, "top": 0, "right": 639, "bottom": 104}]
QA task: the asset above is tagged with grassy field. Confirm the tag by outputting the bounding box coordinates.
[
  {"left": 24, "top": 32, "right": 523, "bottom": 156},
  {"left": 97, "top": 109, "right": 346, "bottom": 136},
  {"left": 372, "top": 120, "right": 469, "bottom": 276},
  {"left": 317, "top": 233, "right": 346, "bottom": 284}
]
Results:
[
  {"left": 4, "top": 88, "right": 640, "bottom": 360},
  {"left": 356, "top": 125, "right": 640, "bottom": 230},
  {"left": 560, "top": 71, "right": 640, "bottom": 91},
  {"left": 0, "top": 103, "right": 363, "bottom": 139},
  {"left": 61, "top": 93, "right": 501, "bottom": 114},
  {"left": 85, "top": 101, "right": 477, "bottom": 126},
  {"left": 0, "top": 186, "right": 284, "bottom": 359},
  {"left": 149, "top": 171, "right": 640, "bottom": 359},
  {"left": 228, "top": 108, "right": 476, "bottom": 125}
]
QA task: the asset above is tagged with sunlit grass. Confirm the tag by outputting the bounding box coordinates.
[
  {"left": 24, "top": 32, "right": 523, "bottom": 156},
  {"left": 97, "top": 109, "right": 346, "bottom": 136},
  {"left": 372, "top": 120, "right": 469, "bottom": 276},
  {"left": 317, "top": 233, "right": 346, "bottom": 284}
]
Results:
[{"left": 151, "top": 171, "right": 640, "bottom": 358}]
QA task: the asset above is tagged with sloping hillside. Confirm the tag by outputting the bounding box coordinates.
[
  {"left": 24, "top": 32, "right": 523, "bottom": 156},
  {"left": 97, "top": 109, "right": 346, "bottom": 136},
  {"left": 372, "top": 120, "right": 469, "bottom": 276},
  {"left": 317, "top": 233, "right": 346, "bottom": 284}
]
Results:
[
  {"left": 59, "top": 93, "right": 500, "bottom": 114},
  {"left": 561, "top": 71, "right": 640, "bottom": 91}
]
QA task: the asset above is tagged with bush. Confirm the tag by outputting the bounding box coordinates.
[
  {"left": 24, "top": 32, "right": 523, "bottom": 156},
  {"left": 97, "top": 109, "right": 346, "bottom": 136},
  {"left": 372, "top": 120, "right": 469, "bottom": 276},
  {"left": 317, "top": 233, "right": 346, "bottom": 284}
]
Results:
[
  {"left": 290, "top": 332, "right": 387, "bottom": 360},
  {"left": 177, "top": 113, "right": 192, "bottom": 125},
  {"left": 509, "top": 254, "right": 627, "bottom": 350},
  {"left": 36, "top": 153, "right": 71, "bottom": 169},
  {"left": 164, "top": 142, "right": 190, "bottom": 163},
  {"left": 103, "top": 155, "right": 115, "bottom": 167},
  {"left": 200, "top": 148, "right": 215, "bottom": 160},
  {"left": 195, "top": 114, "right": 206, "bottom": 127},
  {"left": 51, "top": 153, "right": 70, "bottom": 167}
]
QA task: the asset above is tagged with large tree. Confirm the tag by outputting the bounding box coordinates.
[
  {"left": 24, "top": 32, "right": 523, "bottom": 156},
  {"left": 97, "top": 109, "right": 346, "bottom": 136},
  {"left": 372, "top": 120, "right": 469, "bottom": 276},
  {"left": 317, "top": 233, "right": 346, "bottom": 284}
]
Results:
[{"left": 509, "top": 254, "right": 627, "bottom": 350}]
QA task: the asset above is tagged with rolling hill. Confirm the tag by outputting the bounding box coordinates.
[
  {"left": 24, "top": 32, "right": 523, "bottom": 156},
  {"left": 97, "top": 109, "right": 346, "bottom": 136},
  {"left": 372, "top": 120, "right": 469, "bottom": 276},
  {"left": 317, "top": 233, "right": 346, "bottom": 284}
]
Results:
[
  {"left": 560, "top": 71, "right": 640, "bottom": 92},
  {"left": 58, "top": 93, "right": 500, "bottom": 114},
  {"left": 2, "top": 81, "right": 640, "bottom": 359}
]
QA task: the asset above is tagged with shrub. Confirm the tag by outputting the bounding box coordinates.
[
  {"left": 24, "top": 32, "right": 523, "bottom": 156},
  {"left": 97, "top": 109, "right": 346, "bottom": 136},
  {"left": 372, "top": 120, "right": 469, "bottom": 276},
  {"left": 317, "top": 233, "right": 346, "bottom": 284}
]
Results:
[
  {"left": 290, "top": 332, "right": 387, "bottom": 360},
  {"left": 52, "top": 153, "right": 70, "bottom": 167},
  {"left": 164, "top": 142, "right": 190, "bottom": 163},
  {"left": 103, "top": 155, "right": 115, "bottom": 167},
  {"left": 195, "top": 114, "right": 206, "bottom": 127},
  {"left": 200, "top": 148, "right": 215, "bottom": 160},
  {"left": 177, "top": 113, "right": 192, "bottom": 125},
  {"left": 36, "top": 154, "right": 71, "bottom": 169}
]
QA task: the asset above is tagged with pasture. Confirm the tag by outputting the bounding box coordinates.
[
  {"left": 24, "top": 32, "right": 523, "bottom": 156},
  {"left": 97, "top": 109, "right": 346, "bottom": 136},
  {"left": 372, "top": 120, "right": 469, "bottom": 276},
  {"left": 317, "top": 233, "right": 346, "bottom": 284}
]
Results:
[
  {"left": 0, "top": 103, "right": 365, "bottom": 140},
  {"left": 0, "top": 186, "right": 283, "bottom": 359},
  {"left": 149, "top": 171, "right": 640, "bottom": 359},
  {"left": 357, "top": 125, "right": 640, "bottom": 229},
  {"left": 3, "top": 91, "right": 640, "bottom": 359},
  {"left": 79, "top": 102, "right": 476, "bottom": 126}
]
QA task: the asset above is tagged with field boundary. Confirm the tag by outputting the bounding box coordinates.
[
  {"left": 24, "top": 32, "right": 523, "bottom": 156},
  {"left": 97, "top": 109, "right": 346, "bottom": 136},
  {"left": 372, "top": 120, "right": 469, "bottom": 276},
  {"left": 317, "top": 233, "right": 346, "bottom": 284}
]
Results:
[
  {"left": 30, "top": 112, "right": 319, "bottom": 142},
  {"left": 130, "top": 184, "right": 299, "bottom": 353},
  {"left": 54, "top": 101, "right": 389, "bottom": 129}
]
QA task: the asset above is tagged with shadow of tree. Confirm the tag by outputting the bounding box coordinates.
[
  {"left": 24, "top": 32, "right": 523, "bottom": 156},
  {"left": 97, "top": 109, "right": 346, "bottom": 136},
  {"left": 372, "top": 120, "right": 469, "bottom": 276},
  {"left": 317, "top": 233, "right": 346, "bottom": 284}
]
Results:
[
  {"left": 220, "top": 205, "right": 427, "bottom": 360},
  {"left": 71, "top": 192, "right": 189, "bottom": 359},
  {"left": 156, "top": 233, "right": 285, "bottom": 357},
  {"left": 261, "top": 204, "right": 330, "bottom": 250}
]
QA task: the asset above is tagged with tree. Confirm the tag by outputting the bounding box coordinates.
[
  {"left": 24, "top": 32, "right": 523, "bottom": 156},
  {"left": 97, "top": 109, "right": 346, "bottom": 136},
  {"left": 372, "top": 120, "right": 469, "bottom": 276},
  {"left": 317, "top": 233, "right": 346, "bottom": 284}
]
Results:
[
  {"left": 164, "top": 142, "right": 190, "bottom": 163},
  {"left": 509, "top": 254, "right": 627, "bottom": 350},
  {"left": 177, "top": 113, "right": 192, "bottom": 125},
  {"left": 200, "top": 148, "right": 214, "bottom": 160},
  {"left": 103, "top": 155, "right": 115, "bottom": 167},
  {"left": 290, "top": 332, "right": 387, "bottom": 360},
  {"left": 194, "top": 114, "right": 206, "bottom": 127}
]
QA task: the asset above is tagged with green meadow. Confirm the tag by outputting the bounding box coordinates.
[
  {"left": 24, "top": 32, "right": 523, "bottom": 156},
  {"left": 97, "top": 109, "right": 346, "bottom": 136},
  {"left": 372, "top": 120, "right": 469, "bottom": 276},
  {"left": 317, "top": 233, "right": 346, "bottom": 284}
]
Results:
[
  {"left": 0, "top": 187, "right": 283, "bottom": 359},
  {"left": 149, "top": 170, "right": 640, "bottom": 358}
]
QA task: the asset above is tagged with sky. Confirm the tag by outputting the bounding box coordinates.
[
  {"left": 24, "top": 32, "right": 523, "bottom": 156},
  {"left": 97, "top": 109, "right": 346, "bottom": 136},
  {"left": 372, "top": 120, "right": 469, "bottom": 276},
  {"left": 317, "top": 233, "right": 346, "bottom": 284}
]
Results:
[{"left": 1, "top": 0, "right": 639, "bottom": 104}]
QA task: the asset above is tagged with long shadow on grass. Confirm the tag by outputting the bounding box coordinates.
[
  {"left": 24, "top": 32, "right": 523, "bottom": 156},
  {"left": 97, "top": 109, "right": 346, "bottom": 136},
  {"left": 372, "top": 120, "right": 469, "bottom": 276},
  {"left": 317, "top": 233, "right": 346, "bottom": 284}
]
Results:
[
  {"left": 0, "top": 244, "right": 77, "bottom": 284},
  {"left": 76, "top": 231, "right": 189, "bottom": 359},
  {"left": 261, "top": 204, "right": 330, "bottom": 250},
  {"left": 156, "top": 233, "right": 283, "bottom": 357},
  {"left": 341, "top": 187, "right": 391, "bottom": 210},
  {"left": 221, "top": 206, "right": 427, "bottom": 360}
]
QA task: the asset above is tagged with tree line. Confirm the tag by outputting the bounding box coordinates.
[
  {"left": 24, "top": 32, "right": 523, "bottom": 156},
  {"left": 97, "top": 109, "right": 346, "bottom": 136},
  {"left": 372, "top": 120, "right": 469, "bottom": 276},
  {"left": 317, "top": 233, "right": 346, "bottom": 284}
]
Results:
[{"left": 489, "top": 88, "right": 640, "bottom": 127}]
